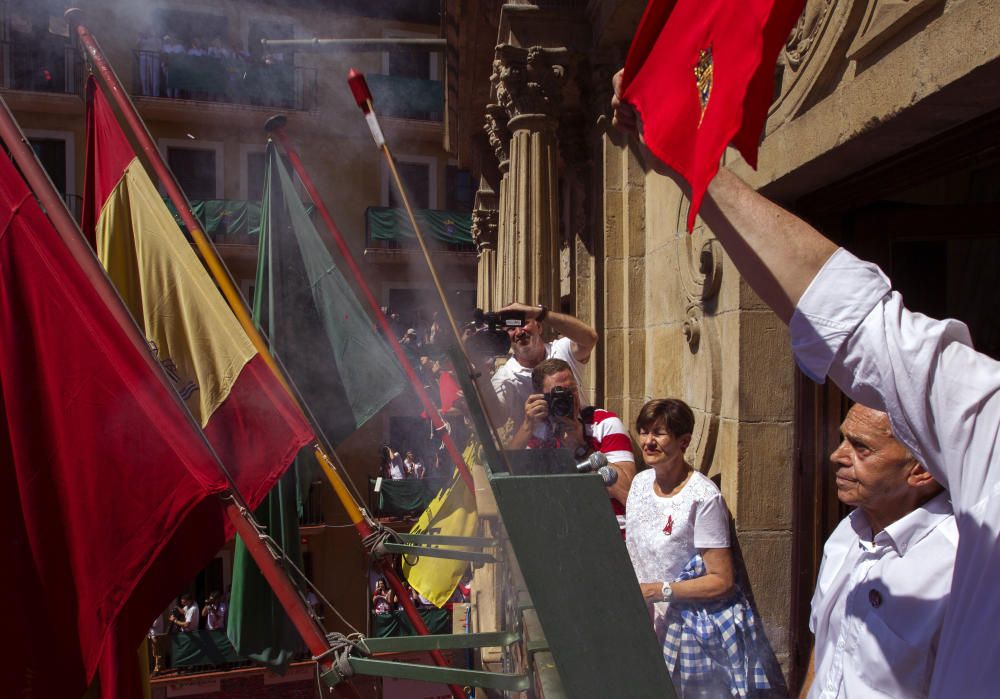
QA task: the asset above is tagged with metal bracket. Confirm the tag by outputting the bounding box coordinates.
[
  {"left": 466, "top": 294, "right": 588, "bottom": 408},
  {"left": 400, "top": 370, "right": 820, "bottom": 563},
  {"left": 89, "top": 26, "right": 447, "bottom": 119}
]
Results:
[
  {"left": 381, "top": 541, "right": 496, "bottom": 564},
  {"left": 345, "top": 657, "right": 531, "bottom": 691},
  {"left": 396, "top": 533, "right": 495, "bottom": 548},
  {"left": 363, "top": 631, "right": 520, "bottom": 653}
]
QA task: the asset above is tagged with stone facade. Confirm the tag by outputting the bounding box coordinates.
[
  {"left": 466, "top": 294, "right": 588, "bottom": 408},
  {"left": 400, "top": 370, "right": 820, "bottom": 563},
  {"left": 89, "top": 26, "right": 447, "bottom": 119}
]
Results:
[{"left": 446, "top": 0, "right": 1000, "bottom": 691}]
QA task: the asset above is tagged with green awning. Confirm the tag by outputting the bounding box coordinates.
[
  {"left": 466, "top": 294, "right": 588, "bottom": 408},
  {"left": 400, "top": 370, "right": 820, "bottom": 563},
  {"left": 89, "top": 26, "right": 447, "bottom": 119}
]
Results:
[{"left": 366, "top": 207, "right": 473, "bottom": 248}]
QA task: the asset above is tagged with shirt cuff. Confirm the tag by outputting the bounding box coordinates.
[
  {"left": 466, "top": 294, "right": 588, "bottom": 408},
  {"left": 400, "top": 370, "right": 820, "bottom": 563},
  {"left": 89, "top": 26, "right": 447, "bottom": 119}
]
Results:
[{"left": 790, "top": 248, "right": 891, "bottom": 383}]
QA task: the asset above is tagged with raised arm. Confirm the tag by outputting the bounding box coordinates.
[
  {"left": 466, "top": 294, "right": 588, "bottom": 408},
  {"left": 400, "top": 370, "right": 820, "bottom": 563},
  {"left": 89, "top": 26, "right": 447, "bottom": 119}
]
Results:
[{"left": 498, "top": 302, "right": 599, "bottom": 363}]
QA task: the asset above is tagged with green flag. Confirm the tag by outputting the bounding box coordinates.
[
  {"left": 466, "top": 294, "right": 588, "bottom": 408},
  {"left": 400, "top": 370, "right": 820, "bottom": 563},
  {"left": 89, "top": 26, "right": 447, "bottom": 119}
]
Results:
[{"left": 227, "top": 142, "right": 408, "bottom": 668}]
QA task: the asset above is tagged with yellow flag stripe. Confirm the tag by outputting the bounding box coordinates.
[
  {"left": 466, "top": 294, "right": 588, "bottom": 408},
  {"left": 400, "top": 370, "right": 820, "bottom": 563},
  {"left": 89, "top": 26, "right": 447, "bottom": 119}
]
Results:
[{"left": 95, "top": 157, "right": 256, "bottom": 426}]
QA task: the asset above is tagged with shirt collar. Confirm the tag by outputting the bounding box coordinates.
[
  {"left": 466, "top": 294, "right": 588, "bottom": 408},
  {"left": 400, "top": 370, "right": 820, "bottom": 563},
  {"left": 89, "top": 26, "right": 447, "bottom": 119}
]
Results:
[{"left": 849, "top": 491, "right": 953, "bottom": 557}]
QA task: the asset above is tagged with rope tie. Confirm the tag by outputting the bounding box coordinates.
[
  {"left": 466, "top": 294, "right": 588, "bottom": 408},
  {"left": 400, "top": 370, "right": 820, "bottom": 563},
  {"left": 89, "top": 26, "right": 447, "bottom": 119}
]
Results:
[{"left": 361, "top": 522, "right": 402, "bottom": 561}]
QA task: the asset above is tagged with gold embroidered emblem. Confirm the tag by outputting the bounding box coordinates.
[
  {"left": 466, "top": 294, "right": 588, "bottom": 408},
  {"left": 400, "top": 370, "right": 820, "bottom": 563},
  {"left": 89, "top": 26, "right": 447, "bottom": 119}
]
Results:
[{"left": 694, "top": 46, "right": 714, "bottom": 126}]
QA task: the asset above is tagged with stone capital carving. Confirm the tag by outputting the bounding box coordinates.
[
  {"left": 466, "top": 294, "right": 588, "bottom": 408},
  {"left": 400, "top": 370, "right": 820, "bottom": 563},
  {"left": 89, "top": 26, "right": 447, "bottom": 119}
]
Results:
[
  {"left": 471, "top": 207, "right": 498, "bottom": 253},
  {"left": 484, "top": 103, "right": 511, "bottom": 165},
  {"left": 491, "top": 44, "right": 570, "bottom": 124}
]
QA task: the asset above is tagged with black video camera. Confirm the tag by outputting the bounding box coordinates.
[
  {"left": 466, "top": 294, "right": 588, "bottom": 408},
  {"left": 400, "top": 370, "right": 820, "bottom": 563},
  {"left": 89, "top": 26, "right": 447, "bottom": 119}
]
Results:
[
  {"left": 465, "top": 308, "right": 527, "bottom": 357},
  {"left": 544, "top": 386, "right": 575, "bottom": 418}
]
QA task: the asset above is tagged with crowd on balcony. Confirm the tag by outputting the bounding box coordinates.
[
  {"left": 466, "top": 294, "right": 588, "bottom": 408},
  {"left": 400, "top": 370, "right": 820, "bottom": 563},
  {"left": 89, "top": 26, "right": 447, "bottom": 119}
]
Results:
[
  {"left": 372, "top": 573, "right": 471, "bottom": 615},
  {"left": 135, "top": 29, "right": 293, "bottom": 106}
]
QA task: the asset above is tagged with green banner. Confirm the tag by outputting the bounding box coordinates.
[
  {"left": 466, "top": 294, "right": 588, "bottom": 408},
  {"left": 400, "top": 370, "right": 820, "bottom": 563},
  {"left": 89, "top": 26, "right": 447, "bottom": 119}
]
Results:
[
  {"left": 170, "top": 630, "right": 245, "bottom": 669},
  {"left": 366, "top": 206, "right": 473, "bottom": 247},
  {"left": 373, "top": 609, "right": 452, "bottom": 638},
  {"left": 163, "top": 199, "right": 314, "bottom": 240}
]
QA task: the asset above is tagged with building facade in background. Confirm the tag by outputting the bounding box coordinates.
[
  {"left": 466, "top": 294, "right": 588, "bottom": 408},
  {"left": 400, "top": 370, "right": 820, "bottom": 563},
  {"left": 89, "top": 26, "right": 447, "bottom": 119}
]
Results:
[
  {"left": 445, "top": 0, "right": 1000, "bottom": 691},
  {"left": 3, "top": 0, "right": 471, "bottom": 695}
]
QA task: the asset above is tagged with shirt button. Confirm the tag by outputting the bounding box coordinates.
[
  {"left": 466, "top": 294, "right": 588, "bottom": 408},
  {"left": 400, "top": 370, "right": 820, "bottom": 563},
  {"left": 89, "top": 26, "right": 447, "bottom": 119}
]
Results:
[{"left": 869, "top": 589, "right": 882, "bottom": 608}]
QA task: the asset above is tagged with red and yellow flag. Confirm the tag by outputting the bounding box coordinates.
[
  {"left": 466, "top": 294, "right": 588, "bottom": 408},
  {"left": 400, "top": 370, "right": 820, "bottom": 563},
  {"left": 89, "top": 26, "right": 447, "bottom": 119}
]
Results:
[
  {"left": 82, "top": 77, "right": 312, "bottom": 510},
  {"left": 78, "top": 76, "right": 312, "bottom": 697}
]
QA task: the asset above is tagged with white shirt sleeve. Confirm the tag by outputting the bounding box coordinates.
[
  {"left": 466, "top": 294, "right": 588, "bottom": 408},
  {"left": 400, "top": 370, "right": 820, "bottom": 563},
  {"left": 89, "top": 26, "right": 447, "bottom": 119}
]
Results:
[
  {"left": 693, "top": 493, "right": 731, "bottom": 549},
  {"left": 790, "top": 248, "right": 1000, "bottom": 508}
]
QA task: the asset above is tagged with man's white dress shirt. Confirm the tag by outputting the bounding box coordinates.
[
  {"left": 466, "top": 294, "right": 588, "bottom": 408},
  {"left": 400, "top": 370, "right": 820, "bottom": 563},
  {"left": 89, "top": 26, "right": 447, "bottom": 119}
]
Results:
[
  {"left": 791, "top": 248, "right": 1000, "bottom": 697},
  {"left": 809, "top": 492, "right": 957, "bottom": 698}
]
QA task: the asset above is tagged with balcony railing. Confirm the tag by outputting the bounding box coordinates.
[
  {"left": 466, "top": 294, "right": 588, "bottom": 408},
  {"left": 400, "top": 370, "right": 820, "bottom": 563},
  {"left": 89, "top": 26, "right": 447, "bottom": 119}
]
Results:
[
  {"left": 0, "top": 40, "right": 82, "bottom": 95},
  {"left": 133, "top": 50, "right": 317, "bottom": 111}
]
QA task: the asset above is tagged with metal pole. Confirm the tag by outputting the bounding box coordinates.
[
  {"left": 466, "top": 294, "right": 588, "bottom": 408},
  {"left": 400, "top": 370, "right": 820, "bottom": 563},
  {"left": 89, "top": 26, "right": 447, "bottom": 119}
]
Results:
[
  {"left": 65, "top": 12, "right": 462, "bottom": 695},
  {"left": 0, "top": 92, "right": 355, "bottom": 696},
  {"left": 347, "top": 70, "right": 510, "bottom": 463},
  {"left": 261, "top": 37, "right": 446, "bottom": 52},
  {"left": 266, "top": 115, "right": 475, "bottom": 493}
]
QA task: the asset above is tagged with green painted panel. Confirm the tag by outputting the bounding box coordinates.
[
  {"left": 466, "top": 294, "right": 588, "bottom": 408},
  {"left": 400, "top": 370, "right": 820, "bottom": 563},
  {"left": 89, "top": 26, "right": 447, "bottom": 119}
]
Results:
[{"left": 490, "top": 471, "right": 676, "bottom": 698}]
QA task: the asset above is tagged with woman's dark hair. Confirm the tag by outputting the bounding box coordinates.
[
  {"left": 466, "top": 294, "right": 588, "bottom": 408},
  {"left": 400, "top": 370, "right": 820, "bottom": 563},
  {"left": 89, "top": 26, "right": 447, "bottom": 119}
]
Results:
[{"left": 635, "top": 398, "right": 695, "bottom": 437}]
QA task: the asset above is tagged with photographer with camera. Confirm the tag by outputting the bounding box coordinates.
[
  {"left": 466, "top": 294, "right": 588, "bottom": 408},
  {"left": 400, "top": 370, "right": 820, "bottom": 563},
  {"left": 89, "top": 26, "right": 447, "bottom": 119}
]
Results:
[
  {"left": 168, "top": 593, "right": 200, "bottom": 633},
  {"left": 489, "top": 302, "right": 598, "bottom": 434},
  {"left": 511, "top": 358, "right": 635, "bottom": 530}
]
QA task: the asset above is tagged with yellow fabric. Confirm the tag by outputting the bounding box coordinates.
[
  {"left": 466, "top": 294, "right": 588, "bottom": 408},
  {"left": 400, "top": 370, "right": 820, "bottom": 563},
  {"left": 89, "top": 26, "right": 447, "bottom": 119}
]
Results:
[
  {"left": 402, "top": 442, "right": 480, "bottom": 607},
  {"left": 95, "top": 158, "right": 255, "bottom": 426}
]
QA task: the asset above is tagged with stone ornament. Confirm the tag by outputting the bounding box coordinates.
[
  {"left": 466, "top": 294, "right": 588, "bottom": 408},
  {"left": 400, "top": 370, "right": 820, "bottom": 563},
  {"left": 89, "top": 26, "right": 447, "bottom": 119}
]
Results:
[
  {"left": 491, "top": 44, "right": 570, "bottom": 122},
  {"left": 483, "top": 103, "right": 511, "bottom": 164}
]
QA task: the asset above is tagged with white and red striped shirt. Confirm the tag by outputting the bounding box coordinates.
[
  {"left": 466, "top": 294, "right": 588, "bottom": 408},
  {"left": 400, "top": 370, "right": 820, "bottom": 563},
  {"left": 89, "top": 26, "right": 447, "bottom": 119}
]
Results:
[{"left": 525, "top": 408, "right": 635, "bottom": 532}]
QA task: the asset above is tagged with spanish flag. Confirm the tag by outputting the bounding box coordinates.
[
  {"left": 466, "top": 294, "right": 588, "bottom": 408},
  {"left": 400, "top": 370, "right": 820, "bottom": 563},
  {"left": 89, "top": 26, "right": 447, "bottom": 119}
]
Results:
[
  {"left": 622, "top": 0, "right": 805, "bottom": 229},
  {"left": 81, "top": 76, "right": 312, "bottom": 511}
]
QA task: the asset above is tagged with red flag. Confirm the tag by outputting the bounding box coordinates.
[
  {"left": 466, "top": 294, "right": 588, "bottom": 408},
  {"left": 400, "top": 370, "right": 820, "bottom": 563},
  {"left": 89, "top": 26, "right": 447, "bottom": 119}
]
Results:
[
  {"left": 0, "top": 153, "right": 226, "bottom": 696},
  {"left": 622, "top": 0, "right": 805, "bottom": 230}
]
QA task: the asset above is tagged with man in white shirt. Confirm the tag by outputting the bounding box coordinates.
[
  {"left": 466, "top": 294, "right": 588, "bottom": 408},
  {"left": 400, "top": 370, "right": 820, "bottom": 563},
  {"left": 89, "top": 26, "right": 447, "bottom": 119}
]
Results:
[
  {"left": 612, "top": 70, "right": 999, "bottom": 697},
  {"left": 490, "top": 302, "right": 598, "bottom": 434},
  {"left": 801, "top": 403, "right": 957, "bottom": 698},
  {"left": 172, "top": 593, "right": 200, "bottom": 633}
]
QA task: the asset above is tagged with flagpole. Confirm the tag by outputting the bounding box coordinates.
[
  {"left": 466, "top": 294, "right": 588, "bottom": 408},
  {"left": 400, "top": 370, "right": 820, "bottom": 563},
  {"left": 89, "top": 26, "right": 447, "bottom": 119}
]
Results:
[
  {"left": 65, "top": 12, "right": 464, "bottom": 695},
  {"left": 0, "top": 95, "right": 358, "bottom": 697},
  {"left": 346, "top": 70, "right": 511, "bottom": 463},
  {"left": 265, "top": 116, "right": 475, "bottom": 494}
]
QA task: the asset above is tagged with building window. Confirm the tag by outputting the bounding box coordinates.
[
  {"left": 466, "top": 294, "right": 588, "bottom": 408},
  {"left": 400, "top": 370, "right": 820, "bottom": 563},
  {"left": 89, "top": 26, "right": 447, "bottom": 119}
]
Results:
[
  {"left": 29, "top": 137, "right": 67, "bottom": 195},
  {"left": 153, "top": 9, "right": 228, "bottom": 48},
  {"left": 445, "top": 165, "right": 474, "bottom": 212},
  {"left": 386, "top": 158, "right": 435, "bottom": 210},
  {"left": 243, "top": 147, "right": 298, "bottom": 203},
  {"left": 166, "top": 145, "right": 219, "bottom": 200}
]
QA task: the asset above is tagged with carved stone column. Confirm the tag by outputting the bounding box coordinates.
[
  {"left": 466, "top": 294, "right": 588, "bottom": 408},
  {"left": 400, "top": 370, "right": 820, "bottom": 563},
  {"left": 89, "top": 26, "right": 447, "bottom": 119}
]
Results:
[
  {"left": 492, "top": 44, "right": 568, "bottom": 310},
  {"left": 484, "top": 103, "right": 511, "bottom": 307},
  {"left": 471, "top": 180, "right": 499, "bottom": 311}
]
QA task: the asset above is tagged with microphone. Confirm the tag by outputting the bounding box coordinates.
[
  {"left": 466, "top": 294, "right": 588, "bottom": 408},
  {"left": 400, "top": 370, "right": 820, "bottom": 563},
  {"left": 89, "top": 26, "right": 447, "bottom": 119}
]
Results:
[
  {"left": 597, "top": 465, "right": 618, "bottom": 487},
  {"left": 575, "top": 452, "right": 618, "bottom": 486},
  {"left": 575, "top": 452, "right": 608, "bottom": 473}
]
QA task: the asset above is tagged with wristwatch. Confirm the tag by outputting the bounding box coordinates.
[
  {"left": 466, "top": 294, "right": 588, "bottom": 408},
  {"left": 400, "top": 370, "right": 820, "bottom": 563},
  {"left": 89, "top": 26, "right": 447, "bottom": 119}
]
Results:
[
  {"left": 535, "top": 304, "right": 548, "bottom": 322},
  {"left": 660, "top": 582, "right": 673, "bottom": 602}
]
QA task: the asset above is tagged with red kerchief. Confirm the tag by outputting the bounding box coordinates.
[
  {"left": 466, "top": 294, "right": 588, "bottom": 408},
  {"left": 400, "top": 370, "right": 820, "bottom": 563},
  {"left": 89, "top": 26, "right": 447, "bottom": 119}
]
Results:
[{"left": 622, "top": 0, "right": 805, "bottom": 230}]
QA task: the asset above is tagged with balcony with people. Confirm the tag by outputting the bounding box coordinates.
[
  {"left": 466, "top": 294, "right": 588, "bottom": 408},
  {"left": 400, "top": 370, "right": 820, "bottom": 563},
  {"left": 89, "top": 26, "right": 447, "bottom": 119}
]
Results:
[
  {"left": 0, "top": 9, "right": 81, "bottom": 96},
  {"left": 132, "top": 12, "right": 316, "bottom": 112}
]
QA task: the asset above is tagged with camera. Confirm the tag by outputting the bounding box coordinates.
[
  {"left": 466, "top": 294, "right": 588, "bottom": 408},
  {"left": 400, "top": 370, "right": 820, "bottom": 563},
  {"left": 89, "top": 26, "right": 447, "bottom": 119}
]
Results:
[
  {"left": 464, "top": 308, "right": 527, "bottom": 357},
  {"left": 544, "top": 386, "right": 575, "bottom": 418}
]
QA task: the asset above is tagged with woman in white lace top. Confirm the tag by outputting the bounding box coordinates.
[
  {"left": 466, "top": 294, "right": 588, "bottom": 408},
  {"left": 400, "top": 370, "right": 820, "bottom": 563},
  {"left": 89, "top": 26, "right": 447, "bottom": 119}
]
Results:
[
  {"left": 626, "top": 399, "right": 777, "bottom": 697},
  {"left": 626, "top": 398, "right": 733, "bottom": 607}
]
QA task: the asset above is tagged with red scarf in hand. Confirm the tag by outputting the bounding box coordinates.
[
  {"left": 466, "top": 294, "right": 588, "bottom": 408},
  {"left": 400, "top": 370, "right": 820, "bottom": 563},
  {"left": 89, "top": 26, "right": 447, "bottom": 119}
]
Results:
[{"left": 621, "top": 0, "right": 805, "bottom": 230}]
